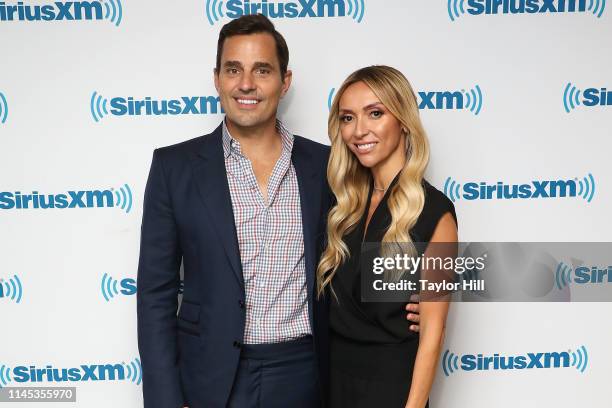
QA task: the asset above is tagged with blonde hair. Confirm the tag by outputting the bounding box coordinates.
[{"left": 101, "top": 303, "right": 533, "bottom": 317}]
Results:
[{"left": 317, "top": 65, "right": 430, "bottom": 298}]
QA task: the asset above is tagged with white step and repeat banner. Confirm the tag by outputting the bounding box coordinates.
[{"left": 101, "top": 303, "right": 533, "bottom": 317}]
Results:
[{"left": 1, "top": 1, "right": 611, "bottom": 407}]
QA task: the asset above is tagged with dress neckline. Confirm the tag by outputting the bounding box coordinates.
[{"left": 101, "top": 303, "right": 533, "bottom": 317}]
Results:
[{"left": 361, "top": 171, "right": 402, "bottom": 242}]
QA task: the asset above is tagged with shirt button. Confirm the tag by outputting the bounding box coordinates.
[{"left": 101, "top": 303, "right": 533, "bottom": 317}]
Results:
[
  {"left": 233, "top": 340, "right": 242, "bottom": 348},
  {"left": 259, "top": 281, "right": 265, "bottom": 288}
]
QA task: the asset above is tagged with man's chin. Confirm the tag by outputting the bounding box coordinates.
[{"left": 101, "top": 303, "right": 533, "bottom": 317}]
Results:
[{"left": 226, "top": 114, "right": 271, "bottom": 130}]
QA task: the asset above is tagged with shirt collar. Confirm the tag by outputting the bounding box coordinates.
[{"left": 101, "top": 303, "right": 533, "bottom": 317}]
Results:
[{"left": 222, "top": 118, "right": 294, "bottom": 159}]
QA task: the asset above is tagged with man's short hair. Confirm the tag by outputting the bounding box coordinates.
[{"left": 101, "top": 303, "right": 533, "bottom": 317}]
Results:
[{"left": 216, "top": 14, "right": 290, "bottom": 78}]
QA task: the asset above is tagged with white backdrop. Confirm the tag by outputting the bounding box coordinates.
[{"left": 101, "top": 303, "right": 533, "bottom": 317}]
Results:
[{"left": 1, "top": 1, "right": 611, "bottom": 407}]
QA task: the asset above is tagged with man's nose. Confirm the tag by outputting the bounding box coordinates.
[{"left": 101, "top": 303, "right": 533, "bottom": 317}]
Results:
[{"left": 238, "top": 72, "right": 256, "bottom": 93}]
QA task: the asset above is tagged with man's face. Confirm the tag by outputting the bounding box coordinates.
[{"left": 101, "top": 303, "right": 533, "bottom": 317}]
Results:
[{"left": 214, "top": 33, "right": 291, "bottom": 131}]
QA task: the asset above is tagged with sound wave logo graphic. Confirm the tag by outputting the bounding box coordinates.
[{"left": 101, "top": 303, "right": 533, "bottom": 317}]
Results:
[
  {"left": 0, "top": 365, "right": 11, "bottom": 388},
  {"left": 0, "top": 275, "right": 23, "bottom": 304},
  {"left": 346, "top": 0, "right": 365, "bottom": 22},
  {"left": 577, "top": 173, "right": 596, "bottom": 202},
  {"left": 90, "top": 91, "right": 109, "bottom": 122},
  {"left": 442, "top": 349, "right": 460, "bottom": 376},
  {"left": 122, "top": 358, "right": 142, "bottom": 385},
  {"left": 111, "top": 184, "right": 133, "bottom": 214},
  {"left": 588, "top": 0, "right": 607, "bottom": 17},
  {"left": 563, "top": 82, "right": 582, "bottom": 113},
  {"left": 447, "top": 0, "right": 466, "bottom": 22},
  {"left": 103, "top": 0, "right": 123, "bottom": 26},
  {"left": 462, "top": 85, "right": 483, "bottom": 115},
  {"left": 205, "top": 0, "right": 225, "bottom": 25},
  {"left": 0, "top": 91, "right": 7, "bottom": 124},
  {"left": 101, "top": 273, "right": 120, "bottom": 301},
  {"left": 327, "top": 88, "right": 336, "bottom": 110},
  {"left": 570, "top": 345, "right": 589, "bottom": 373},
  {"left": 555, "top": 262, "right": 573, "bottom": 290},
  {"left": 443, "top": 177, "right": 462, "bottom": 202}
]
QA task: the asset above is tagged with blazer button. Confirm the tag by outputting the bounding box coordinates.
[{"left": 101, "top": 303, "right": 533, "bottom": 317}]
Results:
[
  {"left": 238, "top": 300, "right": 245, "bottom": 309},
  {"left": 233, "top": 340, "right": 242, "bottom": 348}
]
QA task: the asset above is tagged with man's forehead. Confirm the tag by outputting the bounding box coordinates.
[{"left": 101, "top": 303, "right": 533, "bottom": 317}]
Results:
[{"left": 221, "top": 33, "right": 279, "bottom": 65}]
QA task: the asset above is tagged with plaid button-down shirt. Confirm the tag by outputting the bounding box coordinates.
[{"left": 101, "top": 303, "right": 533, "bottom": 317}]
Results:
[{"left": 222, "top": 120, "right": 312, "bottom": 344}]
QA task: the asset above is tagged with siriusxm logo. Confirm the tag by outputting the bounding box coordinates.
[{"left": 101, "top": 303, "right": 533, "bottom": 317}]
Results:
[
  {"left": 90, "top": 91, "right": 224, "bottom": 122},
  {"left": 101, "top": 275, "right": 184, "bottom": 301},
  {"left": 443, "top": 173, "right": 596, "bottom": 203},
  {"left": 442, "top": 345, "right": 589, "bottom": 375},
  {"left": 417, "top": 85, "right": 483, "bottom": 114},
  {"left": 0, "top": 91, "right": 7, "bottom": 124},
  {"left": 0, "top": 184, "right": 133, "bottom": 213},
  {"left": 448, "top": 0, "right": 605, "bottom": 21},
  {"left": 101, "top": 274, "right": 136, "bottom": 301},
  {"left": 0, "top": 1, "right": 123, "bottom": 26},
  {"left": 0, "top": 275, "right": 23, "bottom": 304},
  {"left": 205, "top": 0, "right": 364, "bottom": 25},
  {"left": 563, "top": 82, "right": 612, "bottom": 113},
  {"left": 0, "top": 359, "right": 141, "bottom": 388},
  {"left": 327, "top": 85, "right": 483, "bottom": 115},
  {"left": 555, "top": 262, "right": 612, "bottom": 290}
]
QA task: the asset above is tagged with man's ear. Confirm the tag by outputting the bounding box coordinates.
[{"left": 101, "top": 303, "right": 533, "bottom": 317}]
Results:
[
  {"left": 280, "top": 69, "right": 292, "bottom": 98},
  {"left": 213, "top": 68, "right": 220, "bottom": 93}
]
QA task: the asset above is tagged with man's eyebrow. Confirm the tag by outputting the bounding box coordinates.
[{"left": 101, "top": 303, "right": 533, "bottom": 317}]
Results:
[
  {"left": 223, "top": 60, "right": 243, "bottom": 68},
  {"left": 252, "top": 62, "right": 276, "bottom": 71}
]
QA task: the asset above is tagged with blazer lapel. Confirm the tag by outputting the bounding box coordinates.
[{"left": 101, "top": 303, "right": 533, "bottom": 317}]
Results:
[
  {"left": 191, "top": 124, "right": 244, "bottom": 287},
  {"left": 292, "top": 137, "right": 323, "bottom": 319}
]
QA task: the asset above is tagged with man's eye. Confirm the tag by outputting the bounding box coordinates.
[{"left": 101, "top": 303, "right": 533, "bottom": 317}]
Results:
[
  {"left": 256, "top": 69, "right": 270, "bottom": 74},
  {"left": 226, "top": 68, "right": 239, "bottom": 74}
]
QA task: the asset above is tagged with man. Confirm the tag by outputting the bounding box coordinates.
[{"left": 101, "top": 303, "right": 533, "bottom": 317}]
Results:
[{"left": 137, "top": 14, "right": 420, "bottom": 408}]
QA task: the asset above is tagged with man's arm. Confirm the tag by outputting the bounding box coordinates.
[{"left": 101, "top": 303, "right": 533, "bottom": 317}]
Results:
[{"left": 137, "top": 149, "right": 184, "bottom": 408}]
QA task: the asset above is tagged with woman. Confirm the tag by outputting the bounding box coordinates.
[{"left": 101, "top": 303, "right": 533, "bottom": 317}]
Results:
[{"left": 317, "top": 66, "right": 458, "bottom": 408}]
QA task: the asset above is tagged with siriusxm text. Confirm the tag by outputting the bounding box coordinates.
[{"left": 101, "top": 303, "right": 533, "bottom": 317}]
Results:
[
  {"left": 574, "top": 266, "right": 612, "bottom": 284},
  {"left": 462, "top": 351, "right": 570, "bottom": 370},
  {"left": 226, "top": 0, "right": 346, "bottom": 19},
  {"left": 0, "top": 1, "right": 103, "bottom": 21},
  {"left": 110, "top": 96, "right": 223, "bottom": 116},
  {"left": 466, "top": 0, "right": 587, "bottom": 15},
  {"left": 0, "top": 190, "right": 114, "bottom": 210},
  {"left": 462, "top": 179, "right": 577, "bottom": 200},
  {"left": 12, "top": 364, "right": 126, "bottom": 382}
]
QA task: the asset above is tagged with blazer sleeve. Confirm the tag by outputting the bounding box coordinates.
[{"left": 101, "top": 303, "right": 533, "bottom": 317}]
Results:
[{"left": 137, "top": 149, "right": 184, "bottom": 408}]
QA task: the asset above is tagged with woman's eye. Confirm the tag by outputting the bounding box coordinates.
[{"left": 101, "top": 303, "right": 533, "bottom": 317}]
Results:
[
  {"left": 340, "top": 115, "right": 353, "bottom": 123},
  {"left": 370, "top": 110, "right": 383, "bottom": 118}
]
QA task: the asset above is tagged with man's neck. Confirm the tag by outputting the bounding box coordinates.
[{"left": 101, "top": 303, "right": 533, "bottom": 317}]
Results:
[{"left": 226, "top": 118, "right": 282, "bottom": 161}]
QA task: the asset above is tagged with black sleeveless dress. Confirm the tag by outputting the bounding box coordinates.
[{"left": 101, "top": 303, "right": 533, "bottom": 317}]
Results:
[{"left": 329, "top": 177, "right": 457, "bottom": 408}]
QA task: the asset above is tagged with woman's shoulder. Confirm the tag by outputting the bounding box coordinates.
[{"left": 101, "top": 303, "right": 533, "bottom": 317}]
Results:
[{"left": 411, "top": 179, "right": 458, "bottom": 242}]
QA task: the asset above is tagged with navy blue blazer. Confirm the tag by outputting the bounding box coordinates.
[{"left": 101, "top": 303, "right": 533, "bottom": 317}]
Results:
[{"left": 137, "top": 123, "right": 331, "bottom": 408}]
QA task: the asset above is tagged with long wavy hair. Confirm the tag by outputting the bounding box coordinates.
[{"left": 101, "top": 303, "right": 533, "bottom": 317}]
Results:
[{"left": 317, "top": 65, "right": 430, "bottom": 298}]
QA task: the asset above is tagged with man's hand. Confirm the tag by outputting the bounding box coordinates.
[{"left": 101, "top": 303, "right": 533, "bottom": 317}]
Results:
[{"left": 405, "top": 294, "right": 420, "bottom": 332}]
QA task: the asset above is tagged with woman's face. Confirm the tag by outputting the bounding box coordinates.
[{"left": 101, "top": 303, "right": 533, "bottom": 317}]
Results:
[{"left": 338, "top": 81, "right": 406, "bottom": 170}]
